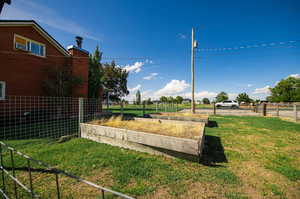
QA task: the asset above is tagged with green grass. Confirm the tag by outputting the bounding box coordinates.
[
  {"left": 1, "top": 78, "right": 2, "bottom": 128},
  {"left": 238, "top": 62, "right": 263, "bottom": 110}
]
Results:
[
  {"left": 103, "top": 105, "right": 180, "bottom": 117},
  {"left": 1, "top": 115, "right": 300, "bottom": 198},
  {"left": 103, "top": 103, "right": 213, "bottom": 117}
]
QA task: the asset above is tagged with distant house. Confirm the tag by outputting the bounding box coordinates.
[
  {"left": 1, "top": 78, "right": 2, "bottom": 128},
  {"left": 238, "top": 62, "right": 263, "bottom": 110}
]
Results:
[
  {"left": 0, "top": 20, "right": 94, "bottom": 98},
  {"left": 182, "top": 98, "right": 191, "bottom": 104}
]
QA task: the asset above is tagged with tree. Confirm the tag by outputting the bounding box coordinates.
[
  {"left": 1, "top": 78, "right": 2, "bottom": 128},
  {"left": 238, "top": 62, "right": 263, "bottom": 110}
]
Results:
[
  {"left": 175, "top": 96, "right": 184, "bottom": 104},
  {"left": 216, "top": 92, "right": 228, "bottom": 102},
  {"left": 102, "top": 61, "right": 129, "bottom": 101},
  {"left": 146, "top": 98, "right": 153, "bottom": 104},
  {"left": 167, "top": 96, "right": 174, "bottom": 103},
  {"left": 88, "top": 46, "right": 103, "bottom": 98},
  {"left": 268, "top": 77, "right": 300, "bottom": 102},
  {"left": 160, "top": 96, "right": 168, "bottom": 103},
  {"left": 236, "top": 92, "right": 252, "bottom": 103},
  {"left": 136, "top": 90, "right": 141, "bottom": 105},
  {"left": 202, "top": 98, "right": 210, "bottom": 104},
  {"left": 43, "top": 65, "right": 82, "bottom": 97}
]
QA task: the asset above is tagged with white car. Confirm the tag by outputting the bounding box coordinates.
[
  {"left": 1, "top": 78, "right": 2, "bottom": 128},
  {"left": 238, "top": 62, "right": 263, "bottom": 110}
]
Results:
[{"left": 215, "top": 100, "right": 239, "bottom": 108}]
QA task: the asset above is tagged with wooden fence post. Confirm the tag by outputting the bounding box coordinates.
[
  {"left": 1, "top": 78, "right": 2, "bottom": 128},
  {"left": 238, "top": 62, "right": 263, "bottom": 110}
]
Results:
[
  {"left": 276, "top": 104, "right": 279, "bottom": 117},
  {"left": 263, "top": 103, "right": 267, "bottom": 116},
  {"left": 213, "top": 102, "right": 216, "bottom": 115},
  {"left": 294, "top": 104, "right": 298, "bottom": 122},
  {"left": 156, "top": 102, "right": 158, "bottom": 112}
]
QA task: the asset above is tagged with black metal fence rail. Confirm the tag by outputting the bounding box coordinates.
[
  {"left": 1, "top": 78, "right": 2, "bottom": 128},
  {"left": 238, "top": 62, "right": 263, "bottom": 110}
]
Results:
[{"left": 0, "top": 141, "right": 134, "bottom": 199}]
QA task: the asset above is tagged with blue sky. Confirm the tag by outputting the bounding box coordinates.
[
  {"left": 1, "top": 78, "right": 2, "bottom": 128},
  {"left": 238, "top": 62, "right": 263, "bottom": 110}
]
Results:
[{"left": 1, "top": 0, "right": 300, "bottom": 100}]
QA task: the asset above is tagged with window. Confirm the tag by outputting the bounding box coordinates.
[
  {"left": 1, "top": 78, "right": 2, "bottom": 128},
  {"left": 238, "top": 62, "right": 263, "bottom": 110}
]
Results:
[
  {"left": 15, "top": 36, "right": 28, "bottom": 51},
  {"left": 14, "top": 34, "right": 46, "bottom": 57},
  {"left": 0, "top": 81, "right": 5, "bottom": 100}
]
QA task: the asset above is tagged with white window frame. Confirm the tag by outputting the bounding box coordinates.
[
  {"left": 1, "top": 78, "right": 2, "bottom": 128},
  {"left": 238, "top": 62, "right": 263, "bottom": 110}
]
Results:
[
  {"left": 0, "top": 81, "right": 6, "bottom": 100},
  {"left": 14, "top": 34, "right": 46, "bottom": 58}
]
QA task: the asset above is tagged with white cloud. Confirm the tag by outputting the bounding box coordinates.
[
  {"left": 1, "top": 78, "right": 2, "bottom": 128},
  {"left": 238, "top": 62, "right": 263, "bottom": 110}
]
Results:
[
  {"left": 182, "top": 91, "right": 237, "bottom": 100},
  {"left": 228, "top": 93, "right": 238, "bottom": 100},
  {"left": 178, "top": 33, "right": 187, "bottom": 39},
  {"left": 128, "top": 84, "right": 141, "bottom": 93},
  {"left": 141, "top": 90, "right": 153, "bottom": 100},
  {"left": 253, "top": 86, "right": 271, "bottom": 94},
  {"left": 123, "top": 62, "right": 144, "bottom": 73},
  {"left": 155, "top": 80, "right": 190, "bottom": 96},
  {"left": 143, "top": 73, "right": 158, "bottom": 80},
  {"left": 125, "top": 84, "right": 142, "bottom": 101},
  {"left": 288, "top": 74, "right": 300, "bottom": 79},
  {"left": 183, "top": 91, "right": 217, "bottom": 99},
  {"left": 247, "top": 84, "right": 253, "bottom": 87},
  {"left": 0, "top": 0, "right": 100, "bottom": 41}
]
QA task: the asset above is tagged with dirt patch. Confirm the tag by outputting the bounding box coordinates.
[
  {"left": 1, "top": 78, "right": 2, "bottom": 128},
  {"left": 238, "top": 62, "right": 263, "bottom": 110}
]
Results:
[
  {"left": 144, "top": 181, "right": 224, "bottom": 199},
  {"left": 89, "top": 116, "right": 203, "bottom": 139},
  {"left": 233, "top": 161, "right": 300, "bottom": 199}
]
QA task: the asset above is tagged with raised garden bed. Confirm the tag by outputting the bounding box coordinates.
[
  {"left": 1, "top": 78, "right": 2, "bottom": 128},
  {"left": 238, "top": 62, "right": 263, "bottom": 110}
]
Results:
[
  {"left": 149, "top": 112, "right": 209, "bottom": 124},
  {"left": 80, "top": 117, "right": 205, "bottom": 161}
]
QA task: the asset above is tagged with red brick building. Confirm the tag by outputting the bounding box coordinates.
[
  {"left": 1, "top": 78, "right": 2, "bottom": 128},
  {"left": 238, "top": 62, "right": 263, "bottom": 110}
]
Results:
[{"left": 0, "top": 20, "right": 90, "bottom": 98}]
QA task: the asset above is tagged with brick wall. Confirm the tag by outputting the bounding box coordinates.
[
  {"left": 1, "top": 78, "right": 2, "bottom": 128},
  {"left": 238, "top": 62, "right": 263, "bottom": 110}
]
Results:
[
  {"left": 68, "top": 47, "right": 89, "bottom": 97},
  {"left": 0, "top": 25, "right": 89, "bottom": 97}
]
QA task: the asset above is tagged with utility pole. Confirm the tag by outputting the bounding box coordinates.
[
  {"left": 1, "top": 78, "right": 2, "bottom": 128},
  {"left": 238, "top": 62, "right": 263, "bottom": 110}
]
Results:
[{"left": 191, "top": 28, "right": 197, "bottom": 113}]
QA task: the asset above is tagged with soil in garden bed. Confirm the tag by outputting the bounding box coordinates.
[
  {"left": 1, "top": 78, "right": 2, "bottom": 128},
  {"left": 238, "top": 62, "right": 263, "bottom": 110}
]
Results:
[{"left": 89, "top": 116, "right": 203, "bottom": 140}]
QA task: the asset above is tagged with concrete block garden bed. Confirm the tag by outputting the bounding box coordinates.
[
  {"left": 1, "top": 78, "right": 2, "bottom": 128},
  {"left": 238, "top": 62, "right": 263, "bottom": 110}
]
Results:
[
  {"left": 80, "top": 117, "right": 205, "bottom": 161},
  {"left": 149, "top": 112, "right": 209, "bottom": 124}
]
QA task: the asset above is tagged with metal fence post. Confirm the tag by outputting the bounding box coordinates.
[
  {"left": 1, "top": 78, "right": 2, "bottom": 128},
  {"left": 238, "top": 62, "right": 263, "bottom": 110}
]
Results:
[
  {"left": 0, "top": 145, "right": 6, "bottom": 195},
  {"left": 142, "top": 102, "right": 146, "bottom": 117},
  {"left": 10, "top": 150, "right": 18, "bottom": 199},
  {"left": 78, "top": 98, "right": 84, "bottom": 137},
  {"left": 27, "top": 159, "right": 34, "bottom": 198},
  {"left": 294, "top": 104, "right": 298, "bottom": 122},
  {"left": 156, "top": 102, "right": 158, "bottom": 112}
]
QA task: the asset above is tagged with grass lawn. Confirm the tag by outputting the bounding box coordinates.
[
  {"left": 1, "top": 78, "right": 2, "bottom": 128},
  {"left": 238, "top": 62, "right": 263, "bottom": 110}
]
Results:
[{"left": 1, "top": 116, "right": 300, "bottom": 199}]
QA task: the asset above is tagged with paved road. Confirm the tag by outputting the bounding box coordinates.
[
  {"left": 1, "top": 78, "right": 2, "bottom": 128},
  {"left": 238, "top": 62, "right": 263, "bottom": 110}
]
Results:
[
  {"left": 181, "top": 108, "right": 261, "bottom": 116},
  {"left": 180, "top": 108, "right": 299, "bottom": 122}
]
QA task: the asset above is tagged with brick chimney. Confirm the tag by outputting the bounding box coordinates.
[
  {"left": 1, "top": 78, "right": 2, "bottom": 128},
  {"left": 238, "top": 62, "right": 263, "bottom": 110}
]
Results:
[{"left": 67, "top": 37, "right": 89, "bottom": 97}]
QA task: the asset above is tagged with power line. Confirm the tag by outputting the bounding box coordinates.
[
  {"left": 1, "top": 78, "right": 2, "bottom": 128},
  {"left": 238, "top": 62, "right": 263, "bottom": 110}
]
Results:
[
  {"left": 196, "top": 40, "right": 299, "bottom": 52},
  {"left": 102, "top": 57, "right": 151, "bottom": 60}
]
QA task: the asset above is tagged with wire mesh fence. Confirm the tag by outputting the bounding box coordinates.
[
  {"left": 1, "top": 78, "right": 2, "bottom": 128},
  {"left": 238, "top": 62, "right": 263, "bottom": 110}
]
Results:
[
  {"left": 0, "top": 96, "right": 103, "bottom": 140},
  {"left": 256, "top": 103, "right": 299, "bottom": 121},
  {"left": 0, "top": 96, "right": 135, "bottom": 198},
  {"left": 102, "top": 101, "right": 181, "bottom": 117}
]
